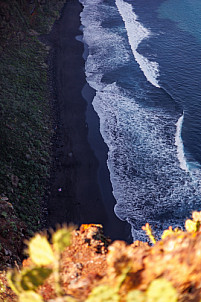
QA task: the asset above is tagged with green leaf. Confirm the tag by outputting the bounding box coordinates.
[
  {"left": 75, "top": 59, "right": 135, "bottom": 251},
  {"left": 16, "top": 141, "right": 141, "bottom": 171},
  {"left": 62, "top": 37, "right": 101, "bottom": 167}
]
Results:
[
  {"left": 146, "top": 278, "right": 178, "bottom": 302},
  {"left": 52, "top": 227, "right": 72, "bottom": 253},
  {"left": 126, "top": 290, "right": 146, "bottom": 302},
  {"left": 29, "top": 234, "right": 54, "bottom": 265},
  {"left": 21, "top": 267, "right": 52, "bottom": 291},
  {"left": 86, "top": 285, "right": 120, "bottom": 302},
  {"left": 19, "top": 291, "right": 44, "bottom": 302}
]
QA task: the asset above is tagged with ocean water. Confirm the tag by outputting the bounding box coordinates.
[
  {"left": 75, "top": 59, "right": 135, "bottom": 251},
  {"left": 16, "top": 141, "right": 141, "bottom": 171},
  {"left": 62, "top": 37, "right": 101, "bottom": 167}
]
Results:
[{"left": 79, "top": 0, "right": 201, "bottom": 241}]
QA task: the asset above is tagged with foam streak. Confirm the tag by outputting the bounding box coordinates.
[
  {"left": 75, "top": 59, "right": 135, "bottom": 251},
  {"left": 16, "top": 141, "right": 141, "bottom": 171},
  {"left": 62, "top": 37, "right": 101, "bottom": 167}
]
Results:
[
  {"left": 175, "top": 114, "right": 189, "bottom": 172},
  {"left": 115, "top": 0, "right": 160, "bottom": 88}
]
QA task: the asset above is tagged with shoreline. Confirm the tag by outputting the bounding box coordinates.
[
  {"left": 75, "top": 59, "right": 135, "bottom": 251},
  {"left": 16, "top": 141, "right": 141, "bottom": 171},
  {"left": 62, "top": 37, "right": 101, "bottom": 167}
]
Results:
[{"left": 47, "top": 0, "right": 131, "bottom": 242}]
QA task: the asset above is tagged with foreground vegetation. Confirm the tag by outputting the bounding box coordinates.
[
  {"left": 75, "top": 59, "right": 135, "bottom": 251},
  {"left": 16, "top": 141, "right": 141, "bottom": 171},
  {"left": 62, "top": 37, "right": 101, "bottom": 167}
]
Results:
[{"left": 1, "top": 212, "right": 201, "bottom": 302}]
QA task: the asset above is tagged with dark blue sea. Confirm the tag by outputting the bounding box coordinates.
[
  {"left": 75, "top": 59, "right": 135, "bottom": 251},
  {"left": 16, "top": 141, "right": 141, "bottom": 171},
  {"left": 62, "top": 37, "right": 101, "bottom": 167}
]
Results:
[{"left": 80, "top": 0, "right": 201, "bottom": 240}]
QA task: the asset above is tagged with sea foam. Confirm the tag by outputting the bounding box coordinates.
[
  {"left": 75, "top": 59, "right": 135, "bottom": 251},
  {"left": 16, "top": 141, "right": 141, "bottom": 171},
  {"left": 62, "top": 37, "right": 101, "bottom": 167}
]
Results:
[
  {"left": 175, "top": 114, "right": 189, "bottom": 172},
  {"left": 115, "top": 0, "right": 160, "bottom": 88},
  {"left": 80, "top": 0, "right": 201, "bottom": 241},
  {"left": 92, "top": 83, "right": 200, "bottom": 241}
]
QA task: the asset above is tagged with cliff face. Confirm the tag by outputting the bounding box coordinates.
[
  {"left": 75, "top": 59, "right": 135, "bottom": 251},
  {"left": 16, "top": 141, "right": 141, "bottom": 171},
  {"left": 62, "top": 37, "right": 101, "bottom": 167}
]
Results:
[
  {"left": 0, "top": 0, "right": 64, "bottom": 52},
  {"left": 0, "top": 0, "right": 28, "bottom": 52},
  {"left": 0, "top": 197, "right": 28, "bottom": 270},
  {"left": 0, "top": 0, "right": 65, "bottom": 276},
  {"left": 0, "top": 0, "right": 65, "bottom": 236}
]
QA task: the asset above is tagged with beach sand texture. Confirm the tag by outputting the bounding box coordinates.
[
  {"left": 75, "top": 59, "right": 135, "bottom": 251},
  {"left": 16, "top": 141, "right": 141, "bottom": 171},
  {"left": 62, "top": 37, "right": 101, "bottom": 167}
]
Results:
[{"left": 47, "top": 0, "right": 131, "bottom": 242}]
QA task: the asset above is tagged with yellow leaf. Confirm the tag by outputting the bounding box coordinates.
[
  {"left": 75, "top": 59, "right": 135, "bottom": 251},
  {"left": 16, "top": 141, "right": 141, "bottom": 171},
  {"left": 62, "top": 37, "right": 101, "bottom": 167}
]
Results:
[
  {"left": 142, "top": 223, "right": 156, "bottom": 244},
  {"left": 185, "top": 219, "right": 197, "bottom": 232},
  {"left": 7, "top": 270, "right": 22, "bottom": 295},
  {"left": 161, "top": 227, "right": 174, "bottom": 240},
  {"left": 146, "top": 278, "right": 177, "bottom": 302},
  {"left": 19, "top": 291, "right": 43, "bottom": 302},
  {"left": 29, "top": 234, "right": 54, "bottom": 266},
  {"left": 86, "top": 285, "right": 119, "bottom": 302},
  {"left": 126, "top": 290, "right": 146, "bottom": 302},
  {"left": 192, "top": 211, "right": 201, "bottom": 222},
  {"left": 161, "top": 226, "right": 182, "bottom": 240}
]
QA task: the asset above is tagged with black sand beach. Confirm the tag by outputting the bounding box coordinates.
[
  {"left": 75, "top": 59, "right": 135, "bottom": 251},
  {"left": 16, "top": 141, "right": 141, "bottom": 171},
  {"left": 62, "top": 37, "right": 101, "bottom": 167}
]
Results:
[{"left": 47, "top": 0, "right": 131, "bottom": 242}]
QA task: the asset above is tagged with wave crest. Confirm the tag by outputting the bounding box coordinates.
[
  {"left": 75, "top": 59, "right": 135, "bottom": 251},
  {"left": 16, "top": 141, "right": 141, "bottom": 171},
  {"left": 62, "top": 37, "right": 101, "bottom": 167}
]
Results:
[{"left": 115, "top": 0, "right": 160, "bottom": 88}]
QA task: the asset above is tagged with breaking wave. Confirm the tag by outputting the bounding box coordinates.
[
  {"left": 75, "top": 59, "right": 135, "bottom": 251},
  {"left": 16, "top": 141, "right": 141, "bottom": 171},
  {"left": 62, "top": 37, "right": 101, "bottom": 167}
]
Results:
[{"left": 115, "top": 0, "right": 160, "bottom": 88}]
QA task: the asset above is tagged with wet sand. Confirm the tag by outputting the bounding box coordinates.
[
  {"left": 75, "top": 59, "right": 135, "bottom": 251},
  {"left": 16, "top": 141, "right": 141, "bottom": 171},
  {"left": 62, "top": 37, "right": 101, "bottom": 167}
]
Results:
[{"left": 47, "top": 0, "right": 131, "bottom": 242}]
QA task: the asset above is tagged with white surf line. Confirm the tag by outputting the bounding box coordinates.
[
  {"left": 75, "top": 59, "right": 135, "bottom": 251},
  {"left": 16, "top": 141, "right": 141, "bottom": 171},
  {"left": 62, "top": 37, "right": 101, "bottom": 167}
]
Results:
[
  {"left": 175, "top": 114, "right": 189, "bottom": 172},
  {"left": 115, "top": 0, "right": 160, "bottom": 88}
]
